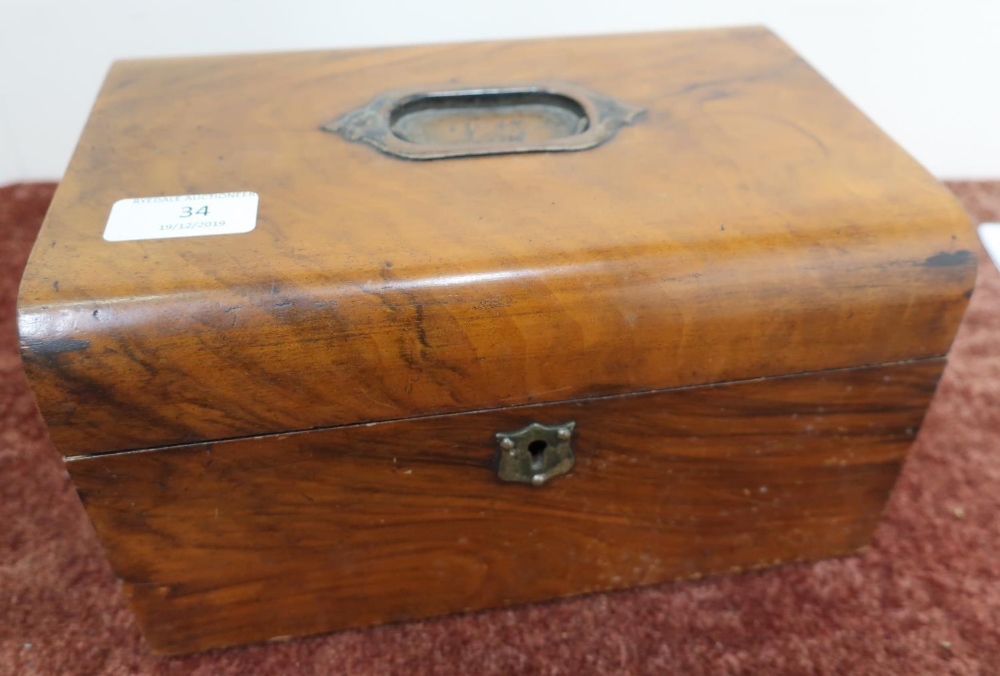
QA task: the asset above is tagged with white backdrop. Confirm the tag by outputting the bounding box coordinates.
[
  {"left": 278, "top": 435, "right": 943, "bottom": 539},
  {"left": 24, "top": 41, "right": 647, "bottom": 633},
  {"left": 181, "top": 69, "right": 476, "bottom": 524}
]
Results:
[{"left": 1, "top": 0, "right": 998, "bottom": 185}]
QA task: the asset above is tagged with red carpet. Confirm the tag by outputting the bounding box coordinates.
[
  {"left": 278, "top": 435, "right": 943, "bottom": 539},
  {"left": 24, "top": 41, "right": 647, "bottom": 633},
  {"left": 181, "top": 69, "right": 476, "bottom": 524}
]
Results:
[{"left": 2, "top": 181, "right": 999, "bottom": 675}]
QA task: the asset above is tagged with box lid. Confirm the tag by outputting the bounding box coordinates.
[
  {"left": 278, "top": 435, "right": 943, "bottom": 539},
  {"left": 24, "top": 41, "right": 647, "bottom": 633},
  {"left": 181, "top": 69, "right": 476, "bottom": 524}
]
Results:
[{"left": 18, "top": 27, "right": 975, "bottom": 457}]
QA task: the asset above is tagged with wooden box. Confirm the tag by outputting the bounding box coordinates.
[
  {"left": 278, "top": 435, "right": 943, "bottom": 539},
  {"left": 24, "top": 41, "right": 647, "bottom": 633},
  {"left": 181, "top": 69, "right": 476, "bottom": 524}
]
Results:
[{"left": 17, "top": 27, "right": 976, "bottom": 654}]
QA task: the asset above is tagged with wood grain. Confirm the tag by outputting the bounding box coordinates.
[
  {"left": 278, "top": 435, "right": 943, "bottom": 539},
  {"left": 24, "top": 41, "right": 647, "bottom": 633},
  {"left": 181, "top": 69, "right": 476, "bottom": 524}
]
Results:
[
  {"left": 18, "top": 27, "right": 975, "bottom": 456},
  {"left": 68, "top": 359, "right": 944, "bottom": 654}
]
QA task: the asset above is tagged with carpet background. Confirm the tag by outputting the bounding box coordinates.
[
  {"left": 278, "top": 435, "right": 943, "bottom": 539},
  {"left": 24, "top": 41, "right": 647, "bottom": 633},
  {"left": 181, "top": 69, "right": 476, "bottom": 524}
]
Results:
[{"left": 1, "top": 181, "right": 998, "bottom": 675}]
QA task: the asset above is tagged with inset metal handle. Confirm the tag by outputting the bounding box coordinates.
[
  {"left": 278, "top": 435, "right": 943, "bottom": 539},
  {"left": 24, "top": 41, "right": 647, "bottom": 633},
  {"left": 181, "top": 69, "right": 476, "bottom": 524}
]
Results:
[
  {"left": 495, "top": 421, "right": 575, "bottom": 486},
  {"left": 323, "top": 83, "right": 643, "bottom": 160}
]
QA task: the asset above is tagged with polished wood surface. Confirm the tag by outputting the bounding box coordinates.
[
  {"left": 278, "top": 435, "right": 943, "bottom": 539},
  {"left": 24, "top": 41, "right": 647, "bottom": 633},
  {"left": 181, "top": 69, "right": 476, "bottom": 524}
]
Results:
[
  {"left": 18, "top": 27, "right": 975, "bottom": 456},
  {"left": 68, "top": 359, "right": 943, "bottom": 654}
]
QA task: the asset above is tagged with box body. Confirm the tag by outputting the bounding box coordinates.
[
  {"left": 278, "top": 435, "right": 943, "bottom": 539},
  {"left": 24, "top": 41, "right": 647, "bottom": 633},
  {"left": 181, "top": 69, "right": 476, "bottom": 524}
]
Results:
[
  {"left": 70, "top": 361, "right": 942, "bottom": 654},
  {"left": 17, "top": 27, "right": 975, "bottom": 653}
]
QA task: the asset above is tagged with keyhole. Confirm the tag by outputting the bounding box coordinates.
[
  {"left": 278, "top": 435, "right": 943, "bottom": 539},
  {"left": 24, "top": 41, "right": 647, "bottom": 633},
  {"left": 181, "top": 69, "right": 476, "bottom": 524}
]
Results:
[{"left": 528, "top": 439, "right": 547, "bottom": 471}]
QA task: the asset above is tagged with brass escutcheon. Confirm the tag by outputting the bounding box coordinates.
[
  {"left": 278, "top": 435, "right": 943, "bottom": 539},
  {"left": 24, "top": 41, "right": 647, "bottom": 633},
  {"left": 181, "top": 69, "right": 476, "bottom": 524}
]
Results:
[
  {"left": 322, "top": 82, "right": 644, "bottom": 160},
  {"left": 495, "top": 421, "right": 575, "bottom": 486}
]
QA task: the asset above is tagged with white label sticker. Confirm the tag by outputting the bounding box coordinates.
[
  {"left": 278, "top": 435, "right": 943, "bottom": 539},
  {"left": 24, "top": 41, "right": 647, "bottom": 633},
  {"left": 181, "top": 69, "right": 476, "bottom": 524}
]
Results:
[
  {"left": 979, "top": 223, "right": 1000, "bottom": 272},
  {"left": 103, "top": 191, "right": 259, "bottom": 242}
]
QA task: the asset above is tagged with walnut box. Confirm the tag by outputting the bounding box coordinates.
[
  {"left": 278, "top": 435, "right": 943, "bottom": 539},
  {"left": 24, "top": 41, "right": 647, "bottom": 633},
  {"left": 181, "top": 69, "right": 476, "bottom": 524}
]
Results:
[{"left": 17, "top": 27, "right": 976, "bottom": 654}]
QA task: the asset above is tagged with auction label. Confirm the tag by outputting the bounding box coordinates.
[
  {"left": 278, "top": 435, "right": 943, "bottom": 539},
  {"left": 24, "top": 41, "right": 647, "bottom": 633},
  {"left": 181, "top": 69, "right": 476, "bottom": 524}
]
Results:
[{"left": 103, "top": 192, "right": 258, "bottom": 241}]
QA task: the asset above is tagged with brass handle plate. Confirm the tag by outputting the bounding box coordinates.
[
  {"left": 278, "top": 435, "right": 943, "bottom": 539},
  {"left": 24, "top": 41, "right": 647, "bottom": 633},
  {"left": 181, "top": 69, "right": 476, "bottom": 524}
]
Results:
[
  {"left": 495, "top": 421, "right": 575, "bottom": 486},
  {"left": 322, "top": 83, "right": 643, "bottom": 160}
]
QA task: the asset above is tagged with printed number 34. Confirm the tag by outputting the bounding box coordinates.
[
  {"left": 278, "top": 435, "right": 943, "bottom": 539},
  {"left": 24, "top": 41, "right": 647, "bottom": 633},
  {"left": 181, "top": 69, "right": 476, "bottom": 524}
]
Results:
[{"left": 180, "top": 205, "right": 209, "bottom": 218}]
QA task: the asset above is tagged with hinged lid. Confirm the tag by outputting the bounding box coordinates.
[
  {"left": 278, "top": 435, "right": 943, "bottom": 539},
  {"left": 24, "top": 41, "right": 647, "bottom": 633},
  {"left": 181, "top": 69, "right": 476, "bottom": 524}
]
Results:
[{"left": 18, "top": 27, "right": 976, "bottom": 457}]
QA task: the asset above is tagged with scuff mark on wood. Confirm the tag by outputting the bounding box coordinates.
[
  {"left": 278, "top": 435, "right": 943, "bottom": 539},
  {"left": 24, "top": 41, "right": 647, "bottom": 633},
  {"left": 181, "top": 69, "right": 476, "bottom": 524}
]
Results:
[
  {"left": 23, "top": 337, "right": 91, "bottom": 355},
  {"left": 923, "top": 250, "right": 973, "bottom": 267}
]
